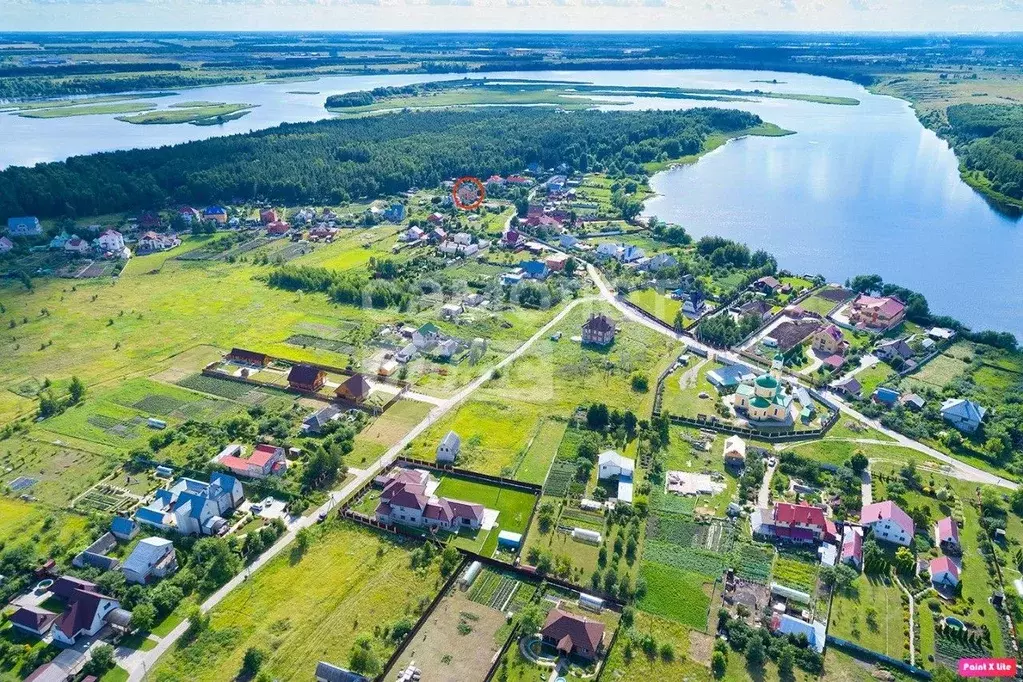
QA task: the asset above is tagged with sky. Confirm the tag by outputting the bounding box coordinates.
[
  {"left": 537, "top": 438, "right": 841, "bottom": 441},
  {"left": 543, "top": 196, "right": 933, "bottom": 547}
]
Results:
[{"left": 2, "top": 0, "right": 1023, "bottom": 32}]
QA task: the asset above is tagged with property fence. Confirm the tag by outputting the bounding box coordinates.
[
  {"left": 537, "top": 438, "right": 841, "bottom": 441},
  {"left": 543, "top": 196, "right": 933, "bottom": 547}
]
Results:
[
  {"left": 482, "top": 623, "right": 522, "bottom": 682},
  {"left": 394, "top": 455, "right": 544, "bottom": 495},
  {"left": 661, "top": 412, "right": 838, "bottom": 442},
  {"left": 826, "top": 636, "right": 932, "bottom": 679}
]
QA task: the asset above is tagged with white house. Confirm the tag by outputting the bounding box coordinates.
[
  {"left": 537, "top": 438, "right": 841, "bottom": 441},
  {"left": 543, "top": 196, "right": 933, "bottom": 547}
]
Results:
[
  {"left": 96, "top": 229, "right": 125, "bottom": 252},
  {"left": 51, "top": 586, "right": 123, "bottom": 646},
  {"left": 122, "top": 537, "right": 178, "bottom": 584},
  {"left": 929, "top": 556, "right": 960, "bottom": 588},
  {"left": 598, "top": 451, "right": 635, "bottom": 480},
  {"left": 860, "top": 500, "right": 914, "bottom": 546},
  {"left": 0, "top": 237, "right": 13, "bottom": 253},
  {"left": 64, "top": 236, "right": 91, "bottom": 255},
  {"left": 436, "top": 431, "right": 461, "bottom": 463},
  {"left": 135, "top": 473, "right": 243, "bottom": 536}
]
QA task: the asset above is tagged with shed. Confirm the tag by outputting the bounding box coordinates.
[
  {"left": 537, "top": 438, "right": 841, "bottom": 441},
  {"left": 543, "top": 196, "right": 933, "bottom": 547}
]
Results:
[{"left": 497, "top": 531, "right": 522, "bottom": 550}]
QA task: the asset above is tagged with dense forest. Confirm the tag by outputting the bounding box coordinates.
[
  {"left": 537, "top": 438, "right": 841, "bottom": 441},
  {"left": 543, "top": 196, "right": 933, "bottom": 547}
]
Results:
[
  {"left": 942, "top": 103, "right": 1023, "bottom": 202},
  {"left": 0, "top": 107, "right": 762, "bottom": 220}
]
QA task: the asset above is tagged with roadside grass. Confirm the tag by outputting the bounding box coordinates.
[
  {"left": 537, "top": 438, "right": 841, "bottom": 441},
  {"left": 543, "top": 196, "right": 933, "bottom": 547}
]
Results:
[
  {"left": 780, "top": 439, "right": 921, "bottom": 469},
  {"left": 828, "top": 573, "right": 905, "bottom": 658},
  {"left": 349, "top": 399, "right": 432, "bottom": 466},
  {"left": 146, "top": 521, "right": 442, "bottom": 682},
  {"left": 637, "top": 561, "right": 713, "bottom": 629}
]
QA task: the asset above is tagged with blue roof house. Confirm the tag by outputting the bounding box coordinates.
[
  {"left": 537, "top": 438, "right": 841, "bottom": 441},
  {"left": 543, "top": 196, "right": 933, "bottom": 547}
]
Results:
[
  {"left": 110, "top": 516, "right": 139, "bottom": 541},
  {"left": 7, "top": 217, "right": 41, "bottom": 237},
  {"left": 940, "top": 398, "right": 986, "bottom": 433},
  {"left": 872, "top": 387, "right": 901, "bottom": 407},
  {"left": 519, "top": 260, "right": 549, "bottom": 280}
]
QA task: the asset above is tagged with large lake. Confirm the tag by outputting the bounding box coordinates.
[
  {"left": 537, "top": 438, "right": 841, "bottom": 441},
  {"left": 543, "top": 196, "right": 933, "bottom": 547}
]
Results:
[{"left": 2, "top": 69, "right": 1020, "bottom": 336}]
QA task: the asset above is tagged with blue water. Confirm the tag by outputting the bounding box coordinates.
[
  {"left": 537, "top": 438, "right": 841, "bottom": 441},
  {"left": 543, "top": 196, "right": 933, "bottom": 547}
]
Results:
[{"left": 1, "top": 68, "right": 1019, "bottom": 335}]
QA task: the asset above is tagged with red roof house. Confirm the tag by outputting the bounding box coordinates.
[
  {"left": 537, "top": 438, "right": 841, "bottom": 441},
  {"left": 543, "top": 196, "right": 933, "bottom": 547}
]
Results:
[
  {"left": 266, "top": 221, "right": 290, "bottom": 236},
  {"left": 540, "top": 609, "right": 605, "bottom": 661},
  {"left": 9, "top": 606, "right": 58, "bottom": 636},
  {"left": 929, "top": 556, "right": 960, "bottom": 588},
  {"left": 935, "top": 517, "right": 960, "bottom": 551},
  {"left": 752, "top": 502, "right": 837, "bottom": 544},
  {"left": 260, "top": 208, "right": 279, "bottom": 225}
]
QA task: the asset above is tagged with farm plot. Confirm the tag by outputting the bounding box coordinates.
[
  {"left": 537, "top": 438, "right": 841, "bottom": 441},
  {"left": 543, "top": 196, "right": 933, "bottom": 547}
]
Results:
[
  {"left": 0, "top": 436, "right": 116, "bottom": 506},
  {"left": 901, "top": 341, "right": 974, "bottom": 390},
  {"left": 772, "top": 556, "right": 818, "bottom": 594},
  {"left": 513, "top": 419, "right": 567, "bottom": 485},
  {"left": 543, "top": 460, "right": 577, "bottom": 497},
  {"left": 645, "top": 516, "right": 734, "bottom": 553},
  {"left": 643, "top": 542, "right": 729, "bottom": 580},
  {"left": 73, "top": 482, "right": 137, "bottom": 514},
  {"left": 734, "top": 544, "right": 774, "bottom": 583},
  {"left": 467, "top": 567, "right": 536, "bottom": 614},
  {"left": 384, "top": 589, "right": 508, "bottom": 682}
]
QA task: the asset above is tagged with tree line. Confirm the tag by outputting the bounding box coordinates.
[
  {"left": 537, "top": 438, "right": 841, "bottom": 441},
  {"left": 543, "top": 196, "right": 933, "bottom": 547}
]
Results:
[
  {"left": 943, "top": 103, "right": 1023, "bottom": 202},
  {"left": 0, "top": 107, "right": 763, "bottom": 221}
]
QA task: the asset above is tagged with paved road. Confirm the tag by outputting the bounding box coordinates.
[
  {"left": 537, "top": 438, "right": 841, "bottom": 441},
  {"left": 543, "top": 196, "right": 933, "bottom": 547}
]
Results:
[
  {"left": 127, "top": 294, "right": 594, "bottom": 681},
  {"left": 585, "top": 263, "right": 1018, "bottom": 491}
]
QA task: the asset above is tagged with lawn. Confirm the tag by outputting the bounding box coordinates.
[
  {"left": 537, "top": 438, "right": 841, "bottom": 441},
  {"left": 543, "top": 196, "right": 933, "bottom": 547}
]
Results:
[
  {"left": 828, "top": 574, "right": 905, "bottom": 658},
  {"left": 147, "top": 522, "right": 442, "bottom": 682},
  {"left": 637, "top": 561, "right": 713, "bottom": 630},
  {"left": 660, "top": 359, "right": 725, "bottom": 419},
  {"left": 602, "top": 610, "right": 709, "bottom": 680},
  {"left": 626, "top": 288, "right": 684, "bottom": 327},
  {"left": 349, "top": 398, "right": 432, "bottom": 466},
  {"left": 433, "top": 474, "right": 537, "bottom": 556},
  {"left": 512, "top": 418, "right": 567, "bottom": 485},
  {"left": 851, "top": 361, "right": 896, "bottom": 397},
  {"left": 781, "top": 439, "right": 922, "bottom": 469}
]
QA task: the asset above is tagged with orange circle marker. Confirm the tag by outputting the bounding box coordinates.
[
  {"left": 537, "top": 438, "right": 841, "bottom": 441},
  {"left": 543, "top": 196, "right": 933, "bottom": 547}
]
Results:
[{"left": 452, "top": 176, "right": 486, "bottom": 211}]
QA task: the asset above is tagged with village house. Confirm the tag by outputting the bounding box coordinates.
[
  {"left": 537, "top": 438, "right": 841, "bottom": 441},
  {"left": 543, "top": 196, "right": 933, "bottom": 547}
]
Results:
[
  {"left": 875, "top": 337, "right": 914, "bottom": 362},
  {"left": 216, "top": 443, "right": 287, "bottom": 479},
  {"left": 384, "top": 204, "right": 407, "bottom": 222},
  {"left": 336, "top": 373, "right": 372, "bottom": 403},
  {"left": 872, "top": 387, "right": 901, "bottom": 407},
  {"left": 831, "top": 375, "right": 862, "bottom": 398},
  {"left": 581, "top": 313, "right": 616, "bottom": 346},
  {"left": 935, "top": 517, "right": 961, "bottom": 554},
  {"left": 178, "top": 206, "right": 202, "bottom": 224},
  {"left": 598, "top": 451, "right": 634, "bottom": 503},
  {"left": 754, "top": 276, "right": 782, "bottom": 294},
  {"left": 227, "top": 347, "right": 271, "bottom": 367},
  {"left": 203, "top": 205, "right": 228, "bottom": 224},
  {"left": 404, "top": 226, "right": 425, "bottom": 242},
  {"left": 427, "top": 212, "right": 446, "bottom": 226},
  {"left": 559, "top": 234, "right": 579, "bottom": 250},
  {"left": 315, "top": 661, "right": 369, "bottom": 682},
  {"left": 506, "top": 174, "right": 532, "bottom": 186},
  {"left": 9, "top": 606, "right": 58, "bottom": 637},
  {"left": 302, "top": 406, "right": 341, "bottom": 435},
  {"left": 122, "top": 537, "right": 178, "bottom": 584},
  {"left": 860, "top": 500, "right": 914, "bottom": 546},
  {"left": 138, "top": 231, "right": 181, "bottom": 252},
  {"left": 502, "top": 228, "right": 523, "bottom": 248},
  {"left": 940, "top": 398, "right": 986, "bottom": 433},
  {"left": 96, "top": 229, "right": 125, "bottom": 253},
  {"left": 413, "top": 322, "right": 442, "bottom": 348},
  {"left": 110, "top": 516, "right": 139, "bottom": 541},
  {"left": 486, "top": 174, "right": 505, "bottom": 188},
  {"left": 707, "top": 364, "right": 758, "bottom": 391},
  {"left": 673, "top": 289, "right": 706, "bottom": 316},
  {"left": 737, "top": 298, "right": 773, "bottom": 321},
  {"left": 266, "top": 220, "right": 290, "bottom": 236},
  {"left": 49, "top": 576, "right": 129, "bottom": 646},
  {"left": 396, "top": 343, "right": 418, "bottom": 363},
  {"left": 288, "top": 364, "right": 326, "bottom": 392},
  {"left": 519, "top": 260, "right": 549, "bottom": 280},
  {"left": 812, "top": 325, "right": 849, "bottom": 356},
  {"left": 723, "top": 435, "right": 746, "bottom": 467},
  {"left": 0, "top": 236, "right": 13, "bottom": 253},
  {"left": 374, "top": 468, "right": 484, "bottom": 531},
  {"left": 135, "top": 473, "right": 244, "bottom": 536},
  {"left": 540, "top": 609, "right": 605, "bottom": 661},
  {"left": 840, "top": 525, "right": 863, "bottom": 570},
  {"left": 900, "top": 393, "right": 926, "bottom": 411},
  {"left": 643, "top": 253, "right": 678, "bottom": 272},
  {"left": 929, "top": 556, "right": 960, "bottom": 589},
  {"left": 64, "top": 236, "right": 91, "bottom": 255},
  {"left": 440, "top": 303, "right": 462, "bottom": 320},
  {"left": 849, "top": 294, "right": 906, "bottom": 330},
  {"left": 751, "top": 501, "right": 837, "bottom": 544},
  {"left": 260, "top": 208, "right": 279, "bottom": 224},
  {"left": 7, "top": 216, "right": 42, "bottom": 236},
  {"left": 436, "top": 430, "right": 461, "bottom": 464}
]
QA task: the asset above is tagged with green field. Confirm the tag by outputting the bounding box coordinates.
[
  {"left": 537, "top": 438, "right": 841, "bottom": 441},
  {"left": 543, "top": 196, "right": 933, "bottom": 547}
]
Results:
[
  {"left": 0, "top": 435, "right": 117, "bottom": 506},
  {"left": 0, "top": 498, "right": 91, "bottom": 560},
  {"left": 637, "top": 561, "right": 713, "bottom": 629},
  {"left": 626, "top": 288, "right": 684, "bottom": 326},
  {"left": 660, "top": 359, "right": 725, "bottom": 419},
  {"left": 147, "top": 522, "right": 442, "bottom": 682}
]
